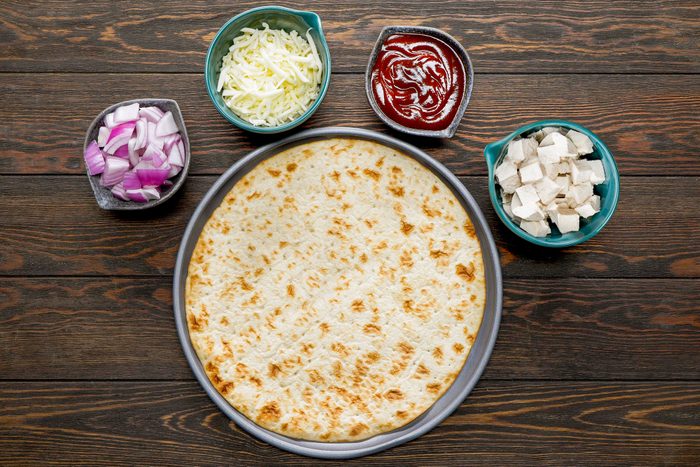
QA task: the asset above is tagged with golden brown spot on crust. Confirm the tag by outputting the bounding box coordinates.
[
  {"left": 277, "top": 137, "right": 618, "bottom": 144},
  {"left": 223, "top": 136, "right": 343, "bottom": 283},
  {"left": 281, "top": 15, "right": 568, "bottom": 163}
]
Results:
[
  {"left": 398, "top": 341, "right": 415, "bottom": 356},
  {"left": 389, "top": 185, "right": 405, "bottom": 197},
  {"left": 249, "top": 376, "right": 263, "bottom": 388},
  {"left": 308, "top": 369, "right": 325, "bottom": 385},
  {"left": 205, "top": 361, "right": 221, "bottom": 384},
  {"left": 391, "top": 166, "right": 403, "bottom": 175},
  {"left": 464, "top": 220, "right": 476, "bottom": 238},
  {"left": 363, "top": 323, "right": 381, "bottom": 334},
  {"left": 279, "top": 241, "right": 288, "bottom": 248},
  {"left": 403, "top": 299, "right": 414, "bottom": 313},
  {"left": 262, "top": 255, "right": 270, "bottom": 265},
  {"left": 254, "top": 268, "right": 263, "bottom": 277},
  {"left": 373, "top": 241, "right": 388, "bottom": 252},
  {"left": 301, "top": 342, "right": 315, "bottom": 355},
  {"left": 349, "top": 423, "right": 369, "bottom": 437},
  {"left": 400, "top": 249, "right": 414, "bottom": 268},
  {"left": 351, "top": 299, "right": 365, "bottom": 312},
  {"left": 400, "top": 220, "right": 414, "bottom": 235},
  {"left": 267, "top": 168, "right": 281, "bottom": 177},
  {"left": 331, "top": 342, "right": 350, "bottom": 357},
  {"left": 364, "top": 219, "right": 377, "bottom": 229},
  {"left": 330, "top": 170, "right": 341, "bottom": 182},
  {"left": 286, "top": 162, "right": 298, "bottom": 172},
  {"left": 365, "top": 351, "right": 380, "bottom": 363},
  {"left": 332, "top": 361, "right": 343, "bottom": 379},
  {"left": 287, "top": 284, "right": 295, "bottom": 297},
  {"left": 467, "top": 334, "right": 475, "bottom": 345},
  {"left": 396, "top": 410, "right": 408, "bottom": 419},
  {"left": 219, "top": 381, "right": 233, "bottom": 395},
  {"left": 363, "top": 168, "right": 381, "bottom": 181},
  {"left": 427, "top": 382, "right": 442, "bottom": 394},
  {"left": 347, "top": 169, "right": 358, "bottom": 178},
  {"left": 376, "top": 156, "right": 385, "bottom": 167},
  {"left": 359, "top": 253, "right": 368, "bottom": 263},
  {"left": 416, "top": 363, "right": 431, "bottom": 376},
  {"left": 422, "top": 201, "right": 441, "bottom": 218},
  {"left": 385, "top": 389, "right": 404, "bottom": 400},
  {"left": 453, "top": 342, "right": 465, "bottom": 354},
  {"left": 268, "top": 363, "right": 282, "bottom": 378},
  {"left": 257, "top": 401, "right": 281, "bottom": 423},
  {"left": 456, "top": 263, "right": 475, "bottom": 282},
  {"left": 432, "top": 184, "right": 439, "bottom": 193},
  {"left": 246, "top": 191, "right": 261, "bottom": 200},
  {"left": 433, "top": 346, "right": 444, "bottom": 360},
  {"left": 430, "top": 249, "right": 448, "bottom": 259},
  {"left": 188, "top": 313, "right": 206, "bottom": 332},
  {"left": 320, "top": 322, "right": 330, "bottom": 334},
  {"left": 220, "top": 316, "right": 229, "bottom": 326},
  {"left": 238, "top": 277, "right": 253, "bottom": 291}
]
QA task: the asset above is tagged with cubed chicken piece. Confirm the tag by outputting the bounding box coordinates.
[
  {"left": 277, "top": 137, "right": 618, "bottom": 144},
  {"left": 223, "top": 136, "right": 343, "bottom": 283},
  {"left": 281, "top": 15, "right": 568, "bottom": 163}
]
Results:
[
  {"left": 495, "top": 160, "right": 518, "bottom": 183},
  {"left": 520, "top": 219, "right": 551, "bottom": 237},
  {"left": 567, "top": 182, "right": 594, "bottom": 206},
  {"left": 535, "top": 177, "right": 561, "bottom": 204},
  {"left": 512, "top": 202, "right": 545, "bottom": 221},
  {"left": 519, "top": 162, "right": 544, "bottom": 184},
  {"left": 566, "top": 129, "right": 594, "bottom": 155},
  {"left": 587, "top": 159, "right": 606, "bottom": 184},
  {"left": 570, "top": 160, "right": 593, "bottom": 185},
  {"left": 555, "top": 175, "right": 570, "bottom": 194},
  {"left": 554, "top": 208, "right": 580, "bottom": 233},
  {"left": 515, "top": 185, "right": 540, "bottom": 206}
]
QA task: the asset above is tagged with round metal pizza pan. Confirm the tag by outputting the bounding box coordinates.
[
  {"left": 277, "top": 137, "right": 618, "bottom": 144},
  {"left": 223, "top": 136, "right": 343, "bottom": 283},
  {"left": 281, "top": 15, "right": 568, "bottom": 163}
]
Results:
[{"left": 173, "top": 127, "right": 502, "bottom": 459}]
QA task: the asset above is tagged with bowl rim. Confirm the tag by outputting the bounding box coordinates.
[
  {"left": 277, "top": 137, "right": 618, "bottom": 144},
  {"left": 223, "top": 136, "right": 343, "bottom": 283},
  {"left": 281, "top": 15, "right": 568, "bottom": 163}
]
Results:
[
  {"left": 204, "top": 6, "right": 332, "bottom": 134},
  {"left": 83, "top": 98, "right": 191, "bottom": 211},
  {"left": 364, "top": 25, "right": 474, "bottom": 138},
  {"left": 484, "top": 119, "right": 620, "bottom": 248}
]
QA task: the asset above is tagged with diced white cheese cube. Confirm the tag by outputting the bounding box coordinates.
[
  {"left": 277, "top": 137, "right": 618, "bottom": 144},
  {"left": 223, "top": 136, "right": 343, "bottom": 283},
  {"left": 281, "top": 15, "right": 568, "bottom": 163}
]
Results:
[
  {"left": 567, "top": 182, "right": 594, "bottom": 206},
  {"left": 588, "top": 194, "right": 601, "bottom": 211},
  {"left": 555, "top": 175, "right": 570, "bottom": 194},
  {"left": 554, "top": 209, "right": 580, "bottom": 233},
  {"left": 587, "top": 159, "right": 606, "bottom": 184},
  {"left": 558, "top": 161, "right": 571, "bottom": 174},
  {"left": 505, "top": 140, "right": 526, "bottom": 163},
  {"left": 566, "top": 129, "right": 594, "bottom": 155},
  {"left": 495, "top": 160, "right": 518, "bottom": 183},
  {"left": 512, "top": 202, "right": 545, "bottom": 221},
  {"left": 575, "top": 202, "right": 598, "bottom": 218},
  {"left": 544, "top": 201, "right": 560, "bottom": 223},
  {"left": 515, "top": 185, "right": 540, "bottom": 206},
  {"left": 503, "top": 201, "right": 514, "bottom": 219},
  {"left": 519, "top": 162, "right": 544, "bottom": 184},
  {"left": 570, "top": 160, "right": 593, "bottom": 184},
  {"left": 500, "top": 174, "right": 521, "bottom": 194},
  {"left": 535, "top": 177, "right": 561, "bottom": 204},
  {"left": 520, "top": 219, "right": 551, "bottom": 237},
  {"left": 500, "top": 189, "right": 512, "bottom": 204}
]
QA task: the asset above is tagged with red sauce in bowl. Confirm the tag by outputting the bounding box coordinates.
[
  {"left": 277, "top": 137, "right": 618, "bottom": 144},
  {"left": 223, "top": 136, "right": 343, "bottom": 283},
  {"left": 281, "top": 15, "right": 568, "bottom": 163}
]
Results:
[{"left": 370, "top": 33, "right": 466, "bottom": 132}]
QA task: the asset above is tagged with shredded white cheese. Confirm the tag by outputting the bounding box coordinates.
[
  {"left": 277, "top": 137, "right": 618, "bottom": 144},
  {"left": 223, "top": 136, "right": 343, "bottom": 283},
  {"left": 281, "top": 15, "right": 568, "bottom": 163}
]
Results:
[{"left": 217, "top": 23, "right": 323, "bottom": 127}]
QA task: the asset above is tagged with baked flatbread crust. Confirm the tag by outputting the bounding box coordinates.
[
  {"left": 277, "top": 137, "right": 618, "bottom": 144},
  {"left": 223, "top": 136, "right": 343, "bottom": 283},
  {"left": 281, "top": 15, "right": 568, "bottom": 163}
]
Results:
[{"left": 186, "top": 138, "right": 485, "bottom": 441}]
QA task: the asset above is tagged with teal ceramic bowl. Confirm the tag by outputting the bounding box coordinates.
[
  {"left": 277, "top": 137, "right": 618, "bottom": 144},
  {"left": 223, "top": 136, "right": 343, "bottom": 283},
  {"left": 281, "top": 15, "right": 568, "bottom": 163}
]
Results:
[
  {"left": 204, "top": 6, "right": 331, "bottom": 134},
  {"left": 484, "top": 120, "right": 620, "bottom": 248}
]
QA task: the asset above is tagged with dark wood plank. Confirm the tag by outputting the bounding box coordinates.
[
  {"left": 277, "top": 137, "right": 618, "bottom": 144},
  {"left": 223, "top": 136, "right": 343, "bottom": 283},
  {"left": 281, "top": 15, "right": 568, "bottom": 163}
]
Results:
[
  {"left": 0, "top": 381, "right": 698, "bottom": 465},
  {"left": 1, "top": 1, "right": 698, "bottom": 74},
  {"left": 0, "top": 176, "right": 698, "bottom": 278},
  {"left": 1, "top": 277, "right": 698, "bottom": 381},
  {"left": 1, "top": 73, "right": 698, "bottom": 176}
]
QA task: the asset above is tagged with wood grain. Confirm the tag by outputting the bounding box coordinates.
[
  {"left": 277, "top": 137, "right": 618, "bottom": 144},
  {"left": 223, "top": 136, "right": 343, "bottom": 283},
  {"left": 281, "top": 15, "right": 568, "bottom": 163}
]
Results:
[
  {"left": 0, "top": 176, "right": 698, "bottom": 278},
  {"left": 1, "top": 1, "right": 698, "bottom": 74},
  {"left": 0, "top": 73, "right": 698, "bottom": 176},
  {"left": 1, "top": 277, "right": 698, "bottom": 381},
  {"left": 0, "top": 381, "right": 698, "bottom": 465}
]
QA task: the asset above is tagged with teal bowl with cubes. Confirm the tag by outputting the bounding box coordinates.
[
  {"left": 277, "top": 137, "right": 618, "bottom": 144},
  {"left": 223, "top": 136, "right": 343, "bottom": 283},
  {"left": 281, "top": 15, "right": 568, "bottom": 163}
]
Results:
[{"left": 483, "top": 120, "right": 620, "bottom": 248}]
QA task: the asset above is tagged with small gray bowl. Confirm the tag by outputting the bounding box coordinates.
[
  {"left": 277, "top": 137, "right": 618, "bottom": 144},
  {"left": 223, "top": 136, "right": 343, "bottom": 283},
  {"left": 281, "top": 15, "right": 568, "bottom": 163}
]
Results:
[
  {"left": 365, "top": 26, "right": 474, "bottom": 138},
  {"left": 83, "top": 98, "right": 190, "bottom": 210}
]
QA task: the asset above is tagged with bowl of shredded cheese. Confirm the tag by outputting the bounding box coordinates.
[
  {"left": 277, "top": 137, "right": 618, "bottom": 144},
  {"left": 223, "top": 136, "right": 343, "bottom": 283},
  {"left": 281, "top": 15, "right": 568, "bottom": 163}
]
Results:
[{"left": 205, "top": 6, "right": 331, "bottom": 133}]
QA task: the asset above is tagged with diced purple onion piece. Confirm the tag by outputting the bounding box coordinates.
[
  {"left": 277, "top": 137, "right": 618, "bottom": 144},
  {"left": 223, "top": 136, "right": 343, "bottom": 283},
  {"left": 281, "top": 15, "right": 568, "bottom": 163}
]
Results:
[
  {"left": 155, "top": 111, "right": 178, "bottom": 137},
  {"left": 104, "top": 122, "right": 136, "bottom": 154},
  {"left": 104, "top": 112, "right": 117, "bottom": 128},
  {"left": 167, "top": 164, "right": 182, "bottom": 178},
  {"left": 113, "top": 144, "right": 130, "bottom": 159},
  {"left": 84, "top": 140, "right": 105, "bottom": 176},
  {"left": 100, "top": 156, "right": 130, "bottom": 187},
  {"left": 114, "top": 103, "right": 140, "bottom": 124},
  {"left": 163, "top": 134, "right": 180, "bottom": 155},
  {"left": 111, "top": 183, "right": 129, "bottom": 201},
  {"left": 97, "top": 127, "right": 110, "bottom": 148},
  {"left": 142, "top": 143, "right": 167, "bottom": 167},
  {"left": 138, "top": 106, "right": 164, "bottom": 123},
  {"left": 135, "top": 119, "right": 148, "bottom": 150},
  {"left": 136, "top": 166, "right": 170, "bottom": 187},
  {"left": 167, "top": 143, "right": 184, "bottom": 167},
  {"left": 127, "top": 138, "right": 139, "bottom": 167},
  {"left": 122, "top": 170, "right": 141, "bottom": 191},
  {"left": 147, "top": 121, "right": 164, "bottom": 150}
]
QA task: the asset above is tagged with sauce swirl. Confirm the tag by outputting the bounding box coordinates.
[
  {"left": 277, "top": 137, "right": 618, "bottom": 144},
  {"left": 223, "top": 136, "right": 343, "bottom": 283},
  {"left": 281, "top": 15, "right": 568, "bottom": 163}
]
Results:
[{"left": 371, "top": 33, "right": 465, "bottom": 131}]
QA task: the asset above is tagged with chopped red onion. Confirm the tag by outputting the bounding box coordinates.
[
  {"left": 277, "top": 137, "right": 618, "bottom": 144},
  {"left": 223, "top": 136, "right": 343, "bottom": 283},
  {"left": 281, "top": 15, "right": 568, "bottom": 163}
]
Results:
[
  {"left": 114, "top": 103, "right": 140, "bottom": 124},
  {"left": 100, "top": 156, "right": 130, "bottom": 186},
  {"left": 90, "top": 104, "right": 184, "bottom": 203},
  {"left": 155, "top": 111, "right": 178, "bottom": 137},
  {"left": 84, "top": 140, "right": 105, "bottom": 175}
]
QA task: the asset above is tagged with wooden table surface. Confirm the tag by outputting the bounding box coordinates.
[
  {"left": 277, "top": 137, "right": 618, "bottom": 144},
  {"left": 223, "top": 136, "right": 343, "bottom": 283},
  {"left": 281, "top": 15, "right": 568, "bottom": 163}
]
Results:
[{"left": 1, "top": 1, "right": 699, "bottom": 465}]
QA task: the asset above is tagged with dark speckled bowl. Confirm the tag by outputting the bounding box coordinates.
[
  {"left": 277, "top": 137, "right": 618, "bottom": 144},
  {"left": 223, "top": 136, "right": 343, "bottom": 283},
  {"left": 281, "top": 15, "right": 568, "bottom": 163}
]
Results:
[
  {"left": 83, "top": 98, "right": 190, "bottom": 210},
  {"left": 365, "top": 26, "right": 474, "bottom": 138}
]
